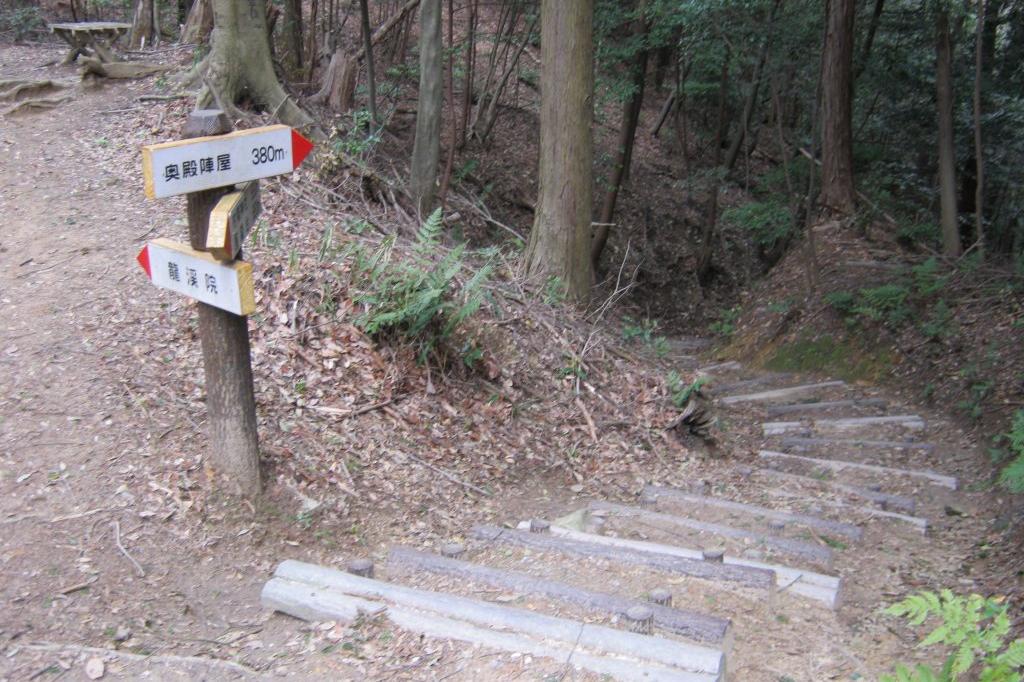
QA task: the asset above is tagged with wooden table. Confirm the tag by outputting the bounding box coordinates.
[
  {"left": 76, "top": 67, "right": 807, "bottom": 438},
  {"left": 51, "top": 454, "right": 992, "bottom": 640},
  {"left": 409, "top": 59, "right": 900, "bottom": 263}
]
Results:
[{"left": 49, "top": 22, "right": 131, "bottom": 65}]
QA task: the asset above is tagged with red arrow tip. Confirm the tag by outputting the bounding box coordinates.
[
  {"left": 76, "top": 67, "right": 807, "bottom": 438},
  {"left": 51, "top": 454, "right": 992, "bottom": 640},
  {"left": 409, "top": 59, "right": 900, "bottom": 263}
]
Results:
[
  {"left": 291, "top": 129, "right": 314, "bottom": 169},
  {"left": 137, "top": 244, "right": 151, "bottom": 279}
]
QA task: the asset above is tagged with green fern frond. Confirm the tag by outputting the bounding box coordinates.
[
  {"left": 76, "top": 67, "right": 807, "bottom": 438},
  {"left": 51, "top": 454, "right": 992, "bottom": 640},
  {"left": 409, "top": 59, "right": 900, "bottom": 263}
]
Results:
[{"left": 414, "top": 208, "right": 445, "bottom": 252}]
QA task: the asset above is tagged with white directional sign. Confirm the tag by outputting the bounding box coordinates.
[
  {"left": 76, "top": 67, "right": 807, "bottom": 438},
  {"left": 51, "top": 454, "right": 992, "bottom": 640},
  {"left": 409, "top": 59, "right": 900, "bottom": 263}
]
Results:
[
  {"left": 137, "top": 238, "right": 256, "bottom": 316},
  {"left": 142, "top": 124, "right": 314, "bottom": 199},
  {"left": 207, "top": 181, "right": 261, "bottom": 261}
]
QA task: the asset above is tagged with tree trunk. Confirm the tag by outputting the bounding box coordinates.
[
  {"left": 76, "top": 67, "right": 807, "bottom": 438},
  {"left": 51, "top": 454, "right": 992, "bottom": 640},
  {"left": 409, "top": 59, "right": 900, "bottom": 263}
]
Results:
[
  {"left": 819, "top": 0, "right": 856, "bottom": 213},
  {"left": 724, "top": 0, "right": 780, "bottom": 172},
  {"left": 935, "top": 9, "right": 960, "bottom": 258},
  {"left": 130, "top": 0, "right": 158, "bottom": 48},
  {"left": 524, "top": 0, "right": 594, "bottom": 302},
  {"left": 199, "top": 0, "right": 314, "bottom": 131},
  {"left": 410, "top": 0, "right": 443, "bottom": 216},
  {"left": 853, "top": 0, "right": 884, "bottom": 79},
  {"left": 181, "top": 0, "right": 212, "bottom": 44},
  {"left": 359, "top": 0, "right": 378, "bottom": 122},
  {"left": 697, "top": 52, "right": 730, "bottom": 283},
  {"left": 592, "top": 6, "right": 648, "bottom": 270},
  {"left": 972, "top": 0, "right": 986, "bottom": 258},
  {"left": 283, "top": 0, "right": 304, "bottom": 74}
]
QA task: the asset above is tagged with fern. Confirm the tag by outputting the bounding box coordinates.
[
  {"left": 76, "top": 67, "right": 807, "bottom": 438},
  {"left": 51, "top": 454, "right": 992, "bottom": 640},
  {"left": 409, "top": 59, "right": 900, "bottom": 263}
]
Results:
[
  {"left": 882, "top": 590, "right": 1024, "bottom": 682},
  {"left": 349, "top": 209, "right": 492, "bottom": 365},
  {"left": 998, "top": 410, "right": 1024, "bottom": 493}
]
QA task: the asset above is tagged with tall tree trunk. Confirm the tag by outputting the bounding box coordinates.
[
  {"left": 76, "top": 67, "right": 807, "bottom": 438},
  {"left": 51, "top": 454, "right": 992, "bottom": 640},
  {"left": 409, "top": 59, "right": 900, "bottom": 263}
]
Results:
[
  {"left": 697, "top": 51, "right": 730, "bottom": 283},
  {"left": 524, "top": 0, "right": 594, "bottom": 302},
  {"left": 972, "top": 0, "right": 986, "bottom": 257},
  {"left": 410, "top": 0, "right": 443, "bottom": 216},
  {"left": 198, "top": 0, "right": 314, "bottom": 131},
  {"left": 591, "top": 5, "right": 649, "bottom": 270},
  {"left": 130, "top": 0, "right": 158, "bottom": 48},
  {"left": 853, "top": 0, "right": 884, "bottom": 79},
  {"left": 458, "top": 0, "right": 477, "bottom": 149},
  {"left": 283, "top": 0, "right": 304, "bottom": 74},
  {"left": 180, "top": 0, "right": 212, "bottom": 44},
  {"left": 359, "top": 0, "right": 378, "bottom": 122},
  {"left": 936, "top": 9, "right": 960, "bottom": 258},
  {"left": 819, "top": 0, "right": 856, "bottom": 213},
  {"left": 724, "top": 0, "right": 780, "bottom": 172}
]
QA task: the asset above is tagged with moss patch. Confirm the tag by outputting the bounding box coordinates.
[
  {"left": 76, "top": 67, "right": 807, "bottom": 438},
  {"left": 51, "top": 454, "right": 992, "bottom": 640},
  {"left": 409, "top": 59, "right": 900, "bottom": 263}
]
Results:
[{"left": 762, "top": 333, "right": 892, "bottom": 383}]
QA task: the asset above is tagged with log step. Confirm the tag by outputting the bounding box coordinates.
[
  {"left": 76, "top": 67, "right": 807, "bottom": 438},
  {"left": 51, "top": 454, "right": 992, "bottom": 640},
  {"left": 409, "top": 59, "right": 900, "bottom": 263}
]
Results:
[
  {"left": 780, "top": 436, "right": 937, "bottom": 453},
  {"left": 762, "top": 415, "right": 925, "bottom": 437},
  {"left": 759, "top": 450, "right": 958, "bottom": 490},
  {"left": 471, "top": 524, "right": 777, "bottom": 592},
  {"left": 589, "top": 501, "right": 836, "bottom": 567},
  {"left": 263, "top": 560, "right": 724, "bottom": 682},
  {"left": 643, "top": 485, "right": 863, "bottom": 540},
  {"left": 387, "top": 545, "right": 733, "bottom": 647},
  {"left": 531, "top": 522, "right": 842, "bottom": 609},
  {"left": 765, "top": 398, "right": 888, "bottom": 417},
  {"left": 755, "top": 467, "right": 918, "bottom": 514},
  {"left": 719, "top": 381, "right": 846, "bottom": 405}
]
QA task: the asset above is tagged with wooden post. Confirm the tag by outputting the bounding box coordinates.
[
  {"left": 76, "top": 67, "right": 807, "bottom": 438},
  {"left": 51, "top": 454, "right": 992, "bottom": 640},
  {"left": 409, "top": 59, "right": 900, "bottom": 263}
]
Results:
[{"left": 183, "top": 109, "right": 262, "bottom": 497}]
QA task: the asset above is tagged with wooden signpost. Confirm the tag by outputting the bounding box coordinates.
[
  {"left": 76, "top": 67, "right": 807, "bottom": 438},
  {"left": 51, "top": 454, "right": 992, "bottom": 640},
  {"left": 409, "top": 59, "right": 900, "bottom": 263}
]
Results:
[
  {"left": 137, "top": 110, "right": 314, "bottom": 497},
  {"left": 207, "top": 181, "right": 262, "bottom": 261}
]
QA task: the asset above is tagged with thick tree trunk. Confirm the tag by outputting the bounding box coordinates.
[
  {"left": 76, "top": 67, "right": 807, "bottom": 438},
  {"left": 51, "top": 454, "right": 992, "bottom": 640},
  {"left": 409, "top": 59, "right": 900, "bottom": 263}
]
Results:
[
  {"left": 130, "top": 0, "right": 158, "bottom": 48},
  {"left": 819, "top": 0, "right": 856, "bottom": 213},
  {"left": 200, "top": 0, "right": 314, "bottom": 131},
  {"left": 181, "top": 0, "right": 212, "bottom": 44},
  {"left": 409, "top": 0, "right": 443, "bottom": 216},
  {"left": 935, "top": 9, "right": 960, "bottom": 258},
  {"left": 592, "top": 7, "right": 648, "bottom": 270},
  {"left": 524, "top": 0, "right": 594, "bottom": 302}
]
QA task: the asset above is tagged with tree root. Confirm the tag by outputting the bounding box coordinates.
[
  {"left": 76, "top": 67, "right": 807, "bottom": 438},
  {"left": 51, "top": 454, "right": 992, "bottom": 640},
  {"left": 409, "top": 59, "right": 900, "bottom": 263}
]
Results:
[
  {"left": 0, "top": 79, "right": 70, "bottom": 102},
  {"left": 79, "top": 57, "right": 172, "bottom": 80},
  {"left": 3, "top": 96, "right": 73, "bottom": 117}
]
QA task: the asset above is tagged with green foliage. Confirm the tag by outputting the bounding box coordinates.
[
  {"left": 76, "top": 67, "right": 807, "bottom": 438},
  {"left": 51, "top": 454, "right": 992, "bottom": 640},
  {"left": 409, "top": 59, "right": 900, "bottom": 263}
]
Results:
[
  {"left": 881, "top": 590, "right": 1024, "bottom": 682},
  {"left": 0, "top": 3, "right": 44, "bottom": 40},
  {"left": 825, "top": 291, "right": 857, "bottom": 316},
  {"left": 349, "top": 209, "right": 492, "bottom": 364},
  {"left": 920, "top": 300, "right": 954, "bottom": 340},
  {"left": 722, "top": 199, "right": 793, "bottom": 251},
  {"left": 321, "top": 110, "right": 382, "bottom": 176},
  {"left": 667, "top": 371, "right": 708, "bottom": 408},
  {"left": 709, "top": 307, "right": 741, "bottom": 338},
  {"left": 853, "top": 284, "right": 912, "bottom": 328},
  {"left": 997, "top": 410, "right": 1024, "bottom": 493},
  {"left": 764, "top": 334, "right": 892, "bottom": 383},
  {"left": 622, "top": 317, "right": 669, "bottom": 356},
  {"left": 913, "top": 258, "right": 949, "bottom": 297}
]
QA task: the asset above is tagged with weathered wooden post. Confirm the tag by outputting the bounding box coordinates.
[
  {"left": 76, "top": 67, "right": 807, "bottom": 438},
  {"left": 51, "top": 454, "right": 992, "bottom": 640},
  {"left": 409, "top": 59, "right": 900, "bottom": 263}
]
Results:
[
  {"left": 137, "top": 109, "right": 313, "bottom": 497},
  {"left": 183, "top": 110, "right": 261, "bottom": 496}
]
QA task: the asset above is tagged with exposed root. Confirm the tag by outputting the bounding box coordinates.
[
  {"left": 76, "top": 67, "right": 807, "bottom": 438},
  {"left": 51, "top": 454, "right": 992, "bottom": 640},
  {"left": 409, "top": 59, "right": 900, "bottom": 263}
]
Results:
[
  {"left": 0, "top": 79, "right": 70, "bottom": 102},
  {"left": 4, "top": 96, "right": 73, "bottom": 117},
  {"left": 79, "top": 57, "right": 173, "bottom": 80}
]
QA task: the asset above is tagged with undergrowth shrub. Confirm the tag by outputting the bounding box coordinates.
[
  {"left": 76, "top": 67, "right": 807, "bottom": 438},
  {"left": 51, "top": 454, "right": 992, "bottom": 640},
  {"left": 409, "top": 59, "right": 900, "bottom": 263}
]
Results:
[
  {"left": 348, "top": 209, "right": 492, "bottom": 365},
  {"left": 667, "top": 372, "right": 708, "bottom": 408},
  {"left": 722, "top": 198, "right": 793, "bottom": 252},
  {"left": 996, "top": 410, "right": 1024, "bottom": 493},
  {"left": 882, "top": 590, "right": 1024, "bottom": 681},
  {"left": 0, "top": 4, "right": 44, "bottom": 40}
]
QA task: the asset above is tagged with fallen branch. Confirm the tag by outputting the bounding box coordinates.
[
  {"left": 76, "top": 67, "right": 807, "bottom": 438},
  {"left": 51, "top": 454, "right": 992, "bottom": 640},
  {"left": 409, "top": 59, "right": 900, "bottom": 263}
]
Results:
[
  {"left": 575, "top": 397, "right": 599, "bottom": 445},
  {"left": 112, "top": 520, "right": 145, "bottom": 577}
]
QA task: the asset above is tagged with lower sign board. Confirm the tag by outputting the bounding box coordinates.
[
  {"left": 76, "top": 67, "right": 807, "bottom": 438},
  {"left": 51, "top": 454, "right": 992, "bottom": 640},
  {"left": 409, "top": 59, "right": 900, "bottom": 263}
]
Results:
[
  {"left": 207, "top": 181, "right": 261, "bottom": 261},
  {"left": 137, "top": 238, "right": 256, "bottom": 316}
]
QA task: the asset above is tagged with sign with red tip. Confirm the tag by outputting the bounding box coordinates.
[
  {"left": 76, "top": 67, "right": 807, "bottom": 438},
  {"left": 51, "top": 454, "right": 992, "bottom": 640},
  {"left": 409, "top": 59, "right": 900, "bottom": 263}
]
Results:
[
  {"left": 136, "top": 243, "right": 151, "bottom": 278},
  {"left": 291, "top": 129, "right": 314, "bottom": 169}
]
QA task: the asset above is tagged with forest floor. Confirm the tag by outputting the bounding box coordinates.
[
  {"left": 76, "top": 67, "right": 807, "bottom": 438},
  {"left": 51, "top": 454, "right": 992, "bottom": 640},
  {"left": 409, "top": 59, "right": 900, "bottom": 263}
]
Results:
[{"left": 0, "top": 42, "right": 1020, "bottom": 681}]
